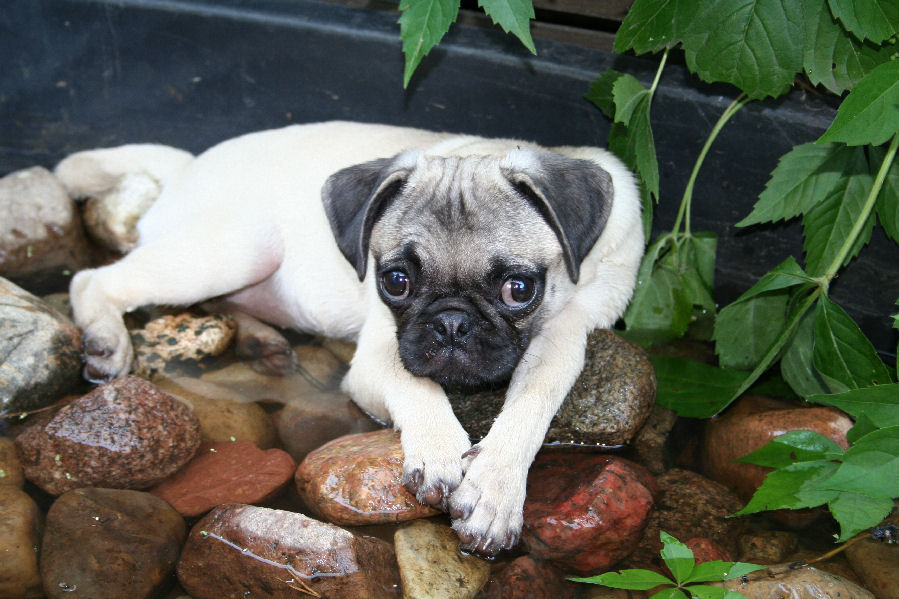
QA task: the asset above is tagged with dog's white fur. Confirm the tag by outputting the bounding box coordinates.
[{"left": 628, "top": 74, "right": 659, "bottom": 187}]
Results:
[{"left": 57, "top": 121, "right": 643, "bottom": 553}]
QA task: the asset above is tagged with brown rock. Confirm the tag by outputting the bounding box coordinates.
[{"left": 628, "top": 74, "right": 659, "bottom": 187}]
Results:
[
  {"left": 320, "top": 338, "right": 356, "bottom": 364},
  {"left": 684, "top": 537, "right": 733, "bottom": 562},
  {"left": 522, "top": 451, "right": 657, "bottom": 574},
  {"left": 0, "top": 277, "right": 82, "bottom": 414},
  {"left": 151, "top": 441, "right": 296, "bottom": 517},
  {"left": 478, "top": 556, "right": 577, "bottom": 599},
  {"left": 295, "top": 429, "right": 439, "bottom": 525},
  {"left": 0, "top": 437, "right": 25, "bottom": 488},
  {"left": 630, "top": 404, "right": 678, "bottom": 474},
  {"left": 718, "top": 563, "right": 874, "bottom": 599},
  {"left": 450, "top": 329, "right": 656, "bottom": 446},
  {"left": 177, "top": 503, "right": 401, "bottom": 599},
  {"left": 738, "top": 530, "right": 798, "bottom": 564},
  {"left": 131, "top": 312, "right": 236, "bottom": 379},
  {"left": 0, "top": 486, "right": 43, "bottom": 599},
  {"left": 40, "top": 488, "right": 186, "bottom": 599},
  {"left": 844, "top": 511, "right": 899, "bottom": 599},
  {"left": 15, "top": 375, "right": 201, "bottom": 494},
  {"left": 277, "top": 390, "right": 381, "bottom": 461},
  {"left": 293, "top": 343, "right": 346, "bottom": 388}
]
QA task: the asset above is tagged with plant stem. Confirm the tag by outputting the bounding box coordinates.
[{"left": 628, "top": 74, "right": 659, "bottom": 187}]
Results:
[
  {"left": 649, "top": 48, "right": 670, "bottom": 98},
  {"left": 823, "top": 132, "right": 899, "bottom": 280},
  {"left": 672, "top": 93, "right": 750, "bottom": 236}
]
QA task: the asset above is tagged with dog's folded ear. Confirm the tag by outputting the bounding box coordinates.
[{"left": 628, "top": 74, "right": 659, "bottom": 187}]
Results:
[
  {"left": 502, "top": 149, "right": 614, "bottom": 283},
  {"left": 322, "top": 151, "right": 419, "bottom": 280}
]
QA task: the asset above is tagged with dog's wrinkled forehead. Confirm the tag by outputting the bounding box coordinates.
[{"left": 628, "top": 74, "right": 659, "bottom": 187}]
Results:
[{"left": 370, "top": 154, "right": 561, "bottom": 278}]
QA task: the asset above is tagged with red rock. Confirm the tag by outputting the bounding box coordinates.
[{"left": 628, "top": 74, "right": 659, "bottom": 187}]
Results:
[
  {"left": 150, "top": 441, "right": 296, "bottom": 517},
  {"left": 479, "top": 556, "right": 577, "bottom": 599},
  {"left": 295, "top": 429, "right": 439, "bottom": 525},
  {"left": 15, "top": 375, "right": 201, "bottom": 495},
  {"left": 522, "top": 452, "right": 657, "bottom": 574},
  {"left": 177, "top": 503, "right": 401, "bottom": 599},
  {"left": 684, "top": 537, "right": 733, "bottom": 563}
]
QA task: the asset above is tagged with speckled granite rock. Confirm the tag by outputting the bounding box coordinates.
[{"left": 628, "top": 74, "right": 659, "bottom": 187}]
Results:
[
  {"left": 131, "top": 312, "right": 236, "bottom": 379},
  {"left": 0, "top": 437, "right": 25, "bottom": 488},
  {"left": 151, "top": 441, "right": 296, "bottom": 517},
  {"left": 295, "top": 429, "right": 438, "bottom": 525},
  {"left": 522, "top": 452, "right": 657, "bottom": 574},
  {"left": 449, "top": 329, "right": 656, "bottom": 446},
  {"left": 0, "top": 486, "right": 43, "bottom": 599},
  {"left": 40, "top": 488, "right": 186, "bottom": 599},
  {"left": 15, "top": 375, "right": 201, "bottom": 494},
  {"left": 717, "top": 564, "right": 874, "bottom": 599},
  {"left": 0, "top": 277, "right": 82, "bottom": 413},
  {"left": 177, "top": 504, "right": 401, "bottom": 599},
  {"left": 478, "top": 556, "right": 577, "bottom": 599},
  {"left": 394, "top": 519, "right": 490, "bottom": 599}
]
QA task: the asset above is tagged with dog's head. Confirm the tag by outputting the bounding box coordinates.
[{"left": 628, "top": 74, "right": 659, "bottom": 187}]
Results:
[{"left": 322, "top": 148, "right": 613, "bottom": 388}]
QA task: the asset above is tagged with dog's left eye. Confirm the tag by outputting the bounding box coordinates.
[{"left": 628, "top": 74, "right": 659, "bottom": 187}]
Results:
[
  {"left": 501, "top": 276, "right": 536, "bottom": 308},
  {"left": 381, "top": 270, "right": 411, "bottom": 299}
]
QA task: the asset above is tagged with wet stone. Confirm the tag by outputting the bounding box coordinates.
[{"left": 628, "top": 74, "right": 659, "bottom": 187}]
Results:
[
  {"left": 0, "top": 437, "right": 25, "bottom": 488},
  {"left": 277, "top": 390, "right": 381, "bottom": 461},
  {"left": 449, "top": 329, "right": 656, "bottom": 446},
  {"left": 394, "top": 519, "right": 490, "bottom": 599},
  {"left": 718, "top": 563, "right": 874, "bottom": 599},
  {"left": 150, "top": 441, "right": 296, "bottom": 517},
  {"left": 0, "top": 277, "right": 82, "bottom": 414},
  {"left": 683, "top": 537, "right": 733, "bottom": 562},
  {"left": 629, "top": 404, "right": 678, "bottom": 475},
  {"left": 738, "top": 530, "right": 799, "bottom": 564},
  {"left": 15, "top": 375, "right": 201, "bottom": 495},
  {"left": 522, "top": 452, "right": 657, "bottom": 574},
  {"left": 295, "top": 429, "right": 439, "bottom": 525},
  {"left": 177, "top": 503, "right": 401, "bottom": 599},
  {"left": 40, "top": 487, "right": 186, "bottom": 599},
  {"left": 844, "top": 512, "right": 899, "bottom": 599},
  {"left": 131, "top": 312, "right": 236, "bottom": 380},
  {"left": 0, "top": 486, "right": 43, "bottom": 599},
  {"left": 478, "top": 555, "right": 577, "bottom": 599}
]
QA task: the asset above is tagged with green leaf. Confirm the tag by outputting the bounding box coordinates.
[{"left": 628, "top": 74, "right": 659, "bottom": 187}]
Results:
[
  {"left": 660, "top": 531, "right": 695, "bottom": 584},
  {"left": 781, "top": 306, "right": 837, "bottom": 397},
  {"left": 586, "top": 70, "right": 624, "bottom": 119},
  {"left": 828, "top": 492, "right": 896, "bottom": 541},
  {"left": 614, "top": 0, "right": 701, "bottom": 54},
  {"left": 570, "top": 569, "right": 674, "bottom": 589},
  {"left": 827, "top": 0, "right": 899, "bottom": 44},
  {"left": 686, "top": 585, "right": 747, "bottom": 599},
  {"left": 723, "top": 562, "right": 770, "bottom": 580},
  {"left": 652, "top": 589, "right": 690, "bottom": 599},
  {"left": 847, "top": 411, "right": 879, "bottom": 443},
  {"left": 398, "top": 0, "right": 460, "bottom": 88},
  {"left": 850, "top": 425, "right": 899, "bottom": 455},
  {"left": 730, "top": 258, "right": 816, "bottom": 300},
  {"left": 805, "top": 449, "right": 899, "bottom": 497},
  {"left": 735, "top": 461, "right": 840, "bottom": 514},
  {"left": 872, "top": 144, "right": 899, "bottom": 244},
  {"left": 737, "top": 430, "right": 844, "bottom": 468},
  {"left": 478, "top": 0, "right": 536, "bottom": 54},
  {"left": 685, "top": 561, "right": 766, "bottom": 584},
  {"left": 624, "top": 239, "right": 692, "bottom": 345},
  {"left": 714, "top": 291, "right": 789, "bottom": 370},
  {"left": 613, "top": 74, "right": 652, "bottom": 125},
  {"left": 680, "top": 234, "right": 717, "bottom": 308},
  {"left": 802, "top": 0, "right": 899, "bottom": 94},
  {"left": 738, "top": 143, "right": 857, "bottom": 228},
  {"left": 681, "top": 0, "right": 803, "bottom": 100},
  {"left": 819, "top": 60, "right": 899, "bottom": 146},
  {"left": 813, "top": 296, "right": 893, "bottom": 389},
  {"left": 809, "top": 384, "right": 899, "bottom": 426},
  {"left": 609, "top": 77, "right": 660, "bottom": 201},
  {"left": 650, "top": 355, "right": 748, "bottom": 418}
]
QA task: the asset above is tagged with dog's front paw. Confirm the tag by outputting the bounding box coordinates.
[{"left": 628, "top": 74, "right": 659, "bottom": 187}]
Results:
[
  {"left": 400, "top": 424, "right": 471, "bottom": 511},
  {"left": 448, "top": 444, "right": 526, "bottom": 557},
  {"left": 81, "top": 320, "right": 133, "bottom": 383}
]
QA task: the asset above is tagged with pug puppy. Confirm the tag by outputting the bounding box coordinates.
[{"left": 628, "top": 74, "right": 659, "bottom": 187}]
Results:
[{"left": 57, "top": 121, "right": 643, "bottom": 556}]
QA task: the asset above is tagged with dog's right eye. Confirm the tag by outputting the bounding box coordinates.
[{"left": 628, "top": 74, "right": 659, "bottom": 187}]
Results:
[{"left": 381, "top": 270, "right": 411, "bottom": 299}]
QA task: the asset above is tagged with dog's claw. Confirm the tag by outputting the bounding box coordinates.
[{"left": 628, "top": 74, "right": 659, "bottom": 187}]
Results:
[
  {"left": 402, "top": 469, "right": 425, "bottom": 495},
  {"left": 83, "top": 337, "right": 113, "bottom": 358}
]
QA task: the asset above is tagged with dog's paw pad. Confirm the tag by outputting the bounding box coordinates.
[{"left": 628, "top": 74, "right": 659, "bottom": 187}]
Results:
[{"left": 80, "top": 331, "right": 131, "bottom": 383}]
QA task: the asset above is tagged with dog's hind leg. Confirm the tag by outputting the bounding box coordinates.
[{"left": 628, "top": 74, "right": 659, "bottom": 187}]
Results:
[{"left": 201, "top": 300, "right": 296, "bottom": 376}]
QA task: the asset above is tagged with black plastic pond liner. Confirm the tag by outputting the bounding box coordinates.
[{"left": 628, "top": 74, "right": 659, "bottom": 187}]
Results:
[{"left": 2, "top": 0, "right": 897, "bottom": 355}]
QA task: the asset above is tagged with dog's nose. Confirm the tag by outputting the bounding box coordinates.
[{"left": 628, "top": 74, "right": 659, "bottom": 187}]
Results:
[{"left": 431, "top": 310, "right": 472, "bottom": 344}]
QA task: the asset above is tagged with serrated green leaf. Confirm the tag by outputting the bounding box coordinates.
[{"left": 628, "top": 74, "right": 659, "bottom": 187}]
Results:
[
  {"left": 685, "top": 561, "right": 766, "bottom": 584},
  {"left": 735, "top": 461, "right": 840, "bottom": 515},
  {"left": 608, "top": 86, "right": 660, "bottom": 201},
  {"left": 847, "top": 425, "right": 899, "bottom": 456},
  {"left": 802, "top": 0, "right": 899, "bottom": 94},
  {"left": 661, "top": 531, "right": 695, "bottom": 584},
  {"left": 681, "top": 234, "right": 717, "bottom": 303},
  {"left": 819, "top": 60, "right": 899, "bottom": 146},
  {"left": 569, "top": 569, "right": 674, "bottom": 589},
  {"left": 809, "top": 384, "right": 899, "bottom": 426},
  {"left": 478, "top": 0, "right": 536, "bottom": 54},
  {"left": 805, "top": 450, "right": 899, "bottom": 497},
  {"left": 652, "top": 588, "right": 690, "bottom": 599},
  {"left": 828, "top": 492, "right": 896, "bottom": 541},
  {"left": 738, "top": 143, "right": 857, "bottom": 228},
  {"left": 813, "top": 296, "right": 893, "bottom": 389},
  {"left": 714, "top": 292, "right": 789, "bottom": 370},
  {"left": 398, "top": 0, "right": 460, "bottom": 88},
  {"left": 614, "top": 0, "right": 701, "bottom": 54},
  {"left": 613, "top": 74, "right": 651, "bottom": 125},
  {"left": 681, "top": 0, "right": 803, "bottom": 99},
  {"left": 650, "top": 355, "right": 747, "bottom": 418},
  {"left": 801, "top": 146, "right": 874, "bottom": 275},
  {"left": 872, "top": 144, "right": 899, "bottom": 244},
  {"left": 623, "top": 239, "right": 692, "bottom": 345},
  {"left": 737, "top": 430, "right": 844, "bottom": 468},
  {"left": 731, "top": 257, "right": 816, "bottom": 301},
  {"left": 847, "top": 411, "right": 879, "bottom": 443},
  {"left": 586, "top": 70, "right": 625, "bottom": 119},
  {"left": 827, "top": 0, "right": 899, "bottom": 44},
  {"left": 724, "top": 562, "right": 770, "bottom": 580},
  {"left": 781, "top": 306, "right": 837, "bottom": 397}
]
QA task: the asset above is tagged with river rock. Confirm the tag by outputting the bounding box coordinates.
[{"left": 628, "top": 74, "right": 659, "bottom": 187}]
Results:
[
  {"left": 177, "top": 503, "right": 401, "bottom": 599},
  {"left": 738, "top": 530, "right": 798, "bottom": 564},
  {"left": 295, "top": 429, "right": 438, "bottom": 525},
  {"left": 684, "top": 537, "right": 733, "bottom": 562},
  {"left": 81, "top": 171, "right": 161, "bottom": 252},
  {"left": 40, "top": 487, "right": 186, "bottom": 599},
  {"left": 0, "top": 166, "right": 91, "bottom": 288},
  {"left": 0, "top": 486, "right": 43, "bottom": 599},
  {"left": 151, "top": 441, "right": 296, "bottom": 517},
  {"left": 844, "top": 514, "right": 899, "bottom": 599},
  {"left": 277, "top": 390, "right": 381, "bottom": 461},
  {"left": 478, "top": 556, "right": 577, "bottom": 599},
  {"left": 0, "top": 277, "right": 82, "bottom": 413},
  {"left": 0, "top": 437, "right": 24, "bottom": 488},
  {"left": 522, "top": 452, "right": 657, "bottom": 574},
  {"left": 718, "top": 563, "right": 874, "bottom": 599},
  {"left": 630, "top": 404, "right": 678, "bottom": 474},
  {"left": 15, "top": 375, "right": 201, "bottom": 494},
  {"left": 155, "top": 377, "right": 278, "bottom": 448},
  {"left": 394, "top": 519, "right": 490, "bottom": 599},
  {"left": 703, "top": 395, "right": 852, "bottom": 502},
  {"left": 131, "top": 312, "right": 236, "bottom": 379},
  {"left": 320, "top": 337, "right": 356, "bottom": 363},
  {"left": 449, "top": 329, "right": 656, "bottom": 445}
]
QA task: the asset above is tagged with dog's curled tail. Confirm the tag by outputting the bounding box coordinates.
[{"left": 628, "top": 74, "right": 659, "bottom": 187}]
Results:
[{"left": 54, "top": 144, "right": 194, "bottom": 198}]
